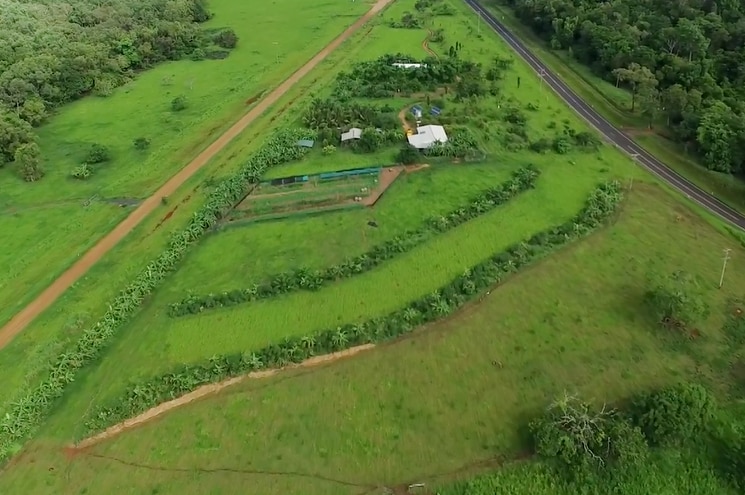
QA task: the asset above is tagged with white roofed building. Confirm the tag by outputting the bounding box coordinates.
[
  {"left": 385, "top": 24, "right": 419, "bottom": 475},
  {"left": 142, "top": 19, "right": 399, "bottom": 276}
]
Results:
[
  {"left": 341, "top": 127, "right": 363, "bottom": 142},
  {"left": 392, "top": 63, "right": 428, "bottom": 69},
  {"left": 407, "top": 125, "right": 448, "bottom": 149}
]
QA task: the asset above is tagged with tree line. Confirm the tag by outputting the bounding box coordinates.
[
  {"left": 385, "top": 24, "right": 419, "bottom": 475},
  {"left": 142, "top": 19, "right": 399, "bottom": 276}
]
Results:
[
  {"left": 82, "top": 180, "right": 623, "bottom": 434},
  {"left": 0, "top": 0, "right": 237, "bottom": 180},
  {"left": 503, "top": 0, "right": 745, "bottom": 175}
]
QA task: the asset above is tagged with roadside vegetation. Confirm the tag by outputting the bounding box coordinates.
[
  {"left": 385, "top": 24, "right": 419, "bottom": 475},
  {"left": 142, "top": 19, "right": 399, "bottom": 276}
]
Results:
[{"left": 489, "top": 0, "right": 745, "bottom": 210}]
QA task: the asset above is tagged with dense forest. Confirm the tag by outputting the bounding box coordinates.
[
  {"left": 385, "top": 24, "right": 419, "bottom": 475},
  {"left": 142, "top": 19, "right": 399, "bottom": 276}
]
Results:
[
  {"left": 0, "top": 0, "right": 236, "bottom": 180},
  {"left": 502, "top": 0, "right": 745, "bottom": 175}
]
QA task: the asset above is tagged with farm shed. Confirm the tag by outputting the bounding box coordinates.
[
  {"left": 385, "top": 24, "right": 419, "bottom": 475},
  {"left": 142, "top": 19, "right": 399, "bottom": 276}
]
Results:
[
  {"left": 296, "top": 139, "right": 315, "bottom": 148},
  {"left": 341, "top": 127, "right": 363, "bottom": 142},
  {"left": 407, "top": 125, "right": 448, "bottom": 149}
]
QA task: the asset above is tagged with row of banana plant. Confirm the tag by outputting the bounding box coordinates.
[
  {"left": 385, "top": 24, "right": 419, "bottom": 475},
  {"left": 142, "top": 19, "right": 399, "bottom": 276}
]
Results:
[
  {"left": 167, "top": 166, "right": 541, "bottom": 317},
  {"left": 0, "top": 128, "right": 315, "bottom": 462},
  {"left": 82, "top": 180, "right": 623, "bottom": 435}
]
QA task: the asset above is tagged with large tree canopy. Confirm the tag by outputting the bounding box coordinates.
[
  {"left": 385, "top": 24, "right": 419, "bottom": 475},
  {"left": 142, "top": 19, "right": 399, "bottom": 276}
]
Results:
[
  {"left": 0, "top": 0, "right": 228, "bottom": 176},
  {"left": 505, "top": 0, "right": 745, "bottom": 174}
]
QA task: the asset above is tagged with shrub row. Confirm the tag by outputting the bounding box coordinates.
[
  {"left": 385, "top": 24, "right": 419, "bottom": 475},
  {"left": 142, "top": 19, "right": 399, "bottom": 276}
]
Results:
[
  {"left": 0, "top": 128, "right": 315, "bottom": 462},
  {"left": 83, "top": 180, "right": 623, "bottom": 435},
  {"left": 167, "top": 166, "right": 541, "bottom": 317}
]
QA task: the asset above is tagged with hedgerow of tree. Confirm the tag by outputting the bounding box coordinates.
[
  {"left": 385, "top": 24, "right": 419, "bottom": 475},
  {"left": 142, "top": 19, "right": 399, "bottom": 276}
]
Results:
[
  {"left": 82, "top": 180, "right": 623, "bottom": 434},
  {"left": 168, "top": 167, "right": 541, "bottom": 316},
  {"left": 506, "top": 0, "right": 745, "bottom": 175},
  {"left": 0, "top": 127, "right": 315, "bottom": 462},
  {"left": 0, "top": 0, "right": 238, "bottom": 178}
]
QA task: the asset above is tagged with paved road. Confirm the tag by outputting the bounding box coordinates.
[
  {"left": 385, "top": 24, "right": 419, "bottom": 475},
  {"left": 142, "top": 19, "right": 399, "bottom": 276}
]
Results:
[{"left": 464, "top": 0, "right": 745, "bottom": 231}]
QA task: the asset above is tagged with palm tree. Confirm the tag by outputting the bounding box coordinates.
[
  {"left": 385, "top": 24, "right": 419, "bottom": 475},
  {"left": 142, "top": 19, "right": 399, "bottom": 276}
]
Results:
[
  {"left": 403, "top": 307, "right": 420, "bottom": 322},
  {"left": 331, "top": 328, "right": 349, "bottom": 349},
  {"left": 241, "top": 352, "right": 263, "bottom": 371},
  {"left": 301, "top": 335, "right": 316, "bottom": 353}
]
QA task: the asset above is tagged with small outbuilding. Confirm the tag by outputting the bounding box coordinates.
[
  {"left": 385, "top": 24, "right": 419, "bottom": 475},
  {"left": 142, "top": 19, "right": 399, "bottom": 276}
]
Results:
[
  {"left": 296, "top": 139, "right": 315, "bottom": 148},
  {"left": 341, "top": 127, "right": 363, "bottom": 142},
  {"left": 407, "top": 124, "right": 448, "bottom": 149},
  {"left": 392, "top": 63, "right": 428, "bottom": 69}
]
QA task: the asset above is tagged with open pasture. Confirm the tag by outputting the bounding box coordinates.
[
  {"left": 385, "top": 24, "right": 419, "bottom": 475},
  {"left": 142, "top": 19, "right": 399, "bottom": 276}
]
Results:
[
  {"left": 3, "top": 184, "right": 744, "bottom": 495},
  {"left": 0, "top": 0, "right": 640, "bottom": 449}
]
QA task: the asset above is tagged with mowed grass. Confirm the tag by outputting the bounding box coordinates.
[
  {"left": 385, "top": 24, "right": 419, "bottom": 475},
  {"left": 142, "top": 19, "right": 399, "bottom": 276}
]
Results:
[
  {"left": 14, "top": 0, "right": 644, "bottom": 435},
  {"left": 4, "top": 185, "right": 744, "bottom": 495},
  {"left": 29, "top": 149, "right": 620, "bottom": 442},
  {"left": 0, "top": 0, "right": 377, "bottom": 328}
]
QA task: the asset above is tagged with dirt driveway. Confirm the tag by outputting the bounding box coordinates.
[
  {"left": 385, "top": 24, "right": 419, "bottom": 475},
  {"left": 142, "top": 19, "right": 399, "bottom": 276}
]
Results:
[{"left": 0, "top": 0, "right": 394, "bottom": 350}]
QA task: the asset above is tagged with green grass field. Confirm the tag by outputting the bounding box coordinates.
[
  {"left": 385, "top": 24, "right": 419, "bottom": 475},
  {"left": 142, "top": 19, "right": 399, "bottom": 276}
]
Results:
[
  {"left": 3, "top": 0, "right": 633, "bottom": 442},
  {"left": 0, "top": 0, "right": 397, "bottom": 411},
  {"left": 1, "top": 0, "right": 744, "bottom": 492},
  {"left": 2, "top": 185, "right": 743, "bottom": 495},
  {"left": 0, "top": 0, "right": 377, "bottom": 328}
]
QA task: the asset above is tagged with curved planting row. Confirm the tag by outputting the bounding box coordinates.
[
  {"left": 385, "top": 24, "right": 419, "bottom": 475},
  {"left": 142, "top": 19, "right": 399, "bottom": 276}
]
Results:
[
  {"left": 0, "top": 128, "right": 315, "bottom": 462},
  {"left": 83, "top": 180, "right": 623, "bottom": 435},
  {"left": 167, "top": 166, "right": 541, "bottom": 317}
]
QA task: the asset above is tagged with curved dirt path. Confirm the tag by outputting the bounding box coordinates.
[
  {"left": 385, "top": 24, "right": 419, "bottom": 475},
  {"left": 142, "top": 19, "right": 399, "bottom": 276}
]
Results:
[
  {"left": 0, "top": 0, "right": 394, "bottom": 350},
  {"left": 397, "top": 107, "right": 414, "bottom": 133},
  {"left": 422, "top": 29, "right": 438, "bottom": 58},
  {"left": 68, "top": 344, "right": 375, "bottom": 451}
]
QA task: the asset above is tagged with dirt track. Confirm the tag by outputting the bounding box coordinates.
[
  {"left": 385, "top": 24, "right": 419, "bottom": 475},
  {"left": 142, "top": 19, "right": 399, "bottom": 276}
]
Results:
[
  {"left": 422, "top": 29, "right": 438, "bottom": 58},
  {"left": 69, "top": 344, "right": 375, "bottom": 450},
  {"left": 0, "top": 0, "right": 394, "bottom": 350}
]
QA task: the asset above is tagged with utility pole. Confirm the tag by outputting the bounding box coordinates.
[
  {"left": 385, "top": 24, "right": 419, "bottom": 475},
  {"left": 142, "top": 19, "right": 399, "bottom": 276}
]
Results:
[{"left": 719, "top": 248, "right": 731, "bottom": 289}]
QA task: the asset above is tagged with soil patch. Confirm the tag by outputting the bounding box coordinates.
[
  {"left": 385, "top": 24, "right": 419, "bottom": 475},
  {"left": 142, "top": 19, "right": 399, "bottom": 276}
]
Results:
[
  {"left": 68, "top": 344, "right": 375, "bottom": 450},
  {"left": 245, "top": 90, "right": 265, "bottom": 105},
  {"left": 362, "top": 167, "right": 404, "bottom": 206},
  {"left": 0, "top": 0, "right": 395, "bottom": 349},
  {"left": 398, "top": 107, "right": 415, "bottom": 133}
]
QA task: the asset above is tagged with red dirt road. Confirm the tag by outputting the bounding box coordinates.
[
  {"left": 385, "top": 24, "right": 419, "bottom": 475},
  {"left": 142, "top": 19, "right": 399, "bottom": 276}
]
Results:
[{"left": 0, "top": 0, "right": 394, "bottom": 350}]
